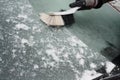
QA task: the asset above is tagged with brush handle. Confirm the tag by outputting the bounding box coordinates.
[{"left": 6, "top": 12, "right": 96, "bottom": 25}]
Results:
[{"left": 48, "top": 7, "right": 80, "bottom": 16}]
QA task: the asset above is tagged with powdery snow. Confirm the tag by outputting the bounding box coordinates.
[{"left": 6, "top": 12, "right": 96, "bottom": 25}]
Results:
[
  {"left": 90, "top": 63, "right": 97, "bottom": 69},
  {"left": 79, "top": 58, "right": 85, "bottom": 65},
  {"left": 18, "top": 14, "right": 28, "bottom": 19},
  {"left": 81, "top": 70, "right": 102, "bottom": 80},
  {"left": 15, "top": 23, "right": 30, "bottom": 30},
  {"left": 46, "top": 49, "right": 60, "bottom": 62},
  {"left": 33, "top": 64, "right": 39, "bottom": 69},
  {"left": 0, "top": 57, "right": 2, "bottom": 61},
  {"left": 105, "top": 61, "right": 115, "bottom": 73},
  {"left": 21, "top": 38, "right": 29, "bottom": 44},
  {"left": 67, "top": 36, "right": 87, "bottom": 47}
]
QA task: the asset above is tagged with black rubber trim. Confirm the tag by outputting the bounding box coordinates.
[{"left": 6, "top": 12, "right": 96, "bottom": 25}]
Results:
[{"left": 112, "top": 54, "right": 120, "bottom": 67}]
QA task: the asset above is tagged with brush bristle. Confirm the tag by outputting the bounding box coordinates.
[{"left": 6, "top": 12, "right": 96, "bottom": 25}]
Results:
[
  {"left": 39, "top": 12, "right": 75, "bottom": 27},
  {"left": 40, "top": 13, "right": 64, "bottom": 26}
]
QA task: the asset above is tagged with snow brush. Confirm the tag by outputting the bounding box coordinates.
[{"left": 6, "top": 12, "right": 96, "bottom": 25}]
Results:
[{"left": 39, "top": 7, "right": 80, "bottom": 27}]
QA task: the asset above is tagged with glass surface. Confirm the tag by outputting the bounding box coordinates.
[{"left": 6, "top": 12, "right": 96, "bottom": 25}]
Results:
[
  {"left": 29, "top": 0, "right": 120, "bottom": 61},
  {"left": 0, "top": 0, "right": 119, "bottom": 80}
]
